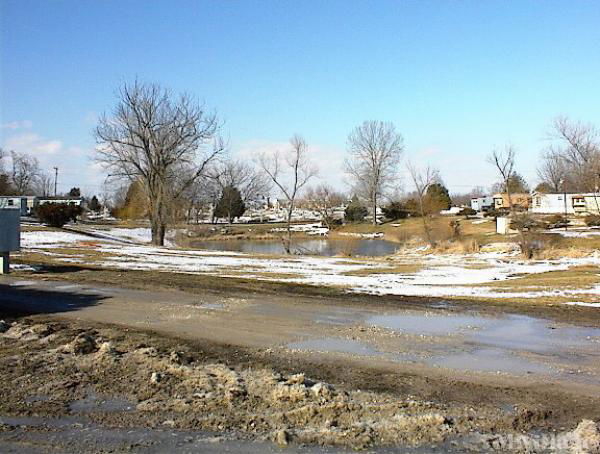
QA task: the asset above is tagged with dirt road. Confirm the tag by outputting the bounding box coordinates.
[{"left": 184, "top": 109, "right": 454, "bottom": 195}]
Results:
[{"left": 1, "top": 274, "right": 600, "bottom": 452}]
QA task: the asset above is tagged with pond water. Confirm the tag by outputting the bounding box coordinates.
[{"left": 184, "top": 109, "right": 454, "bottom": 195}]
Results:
[{"left": 190, "top": 238, "right": 399, "bottom": 257}]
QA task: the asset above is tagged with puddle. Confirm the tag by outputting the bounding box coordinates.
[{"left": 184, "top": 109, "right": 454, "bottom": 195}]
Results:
[
  {"left": 367, "top": 312, "right": 600, "bottom": 353},
  {"left": 427, "top": 348, "right": 552, "bottom": 375},
  {"left": 9, "top": 280, "right": 36, "bottom": 287},
  {"left": 0, "top": 415, "right": 84, "bottom": 429},
  {"left": 470, "top": 314, "right": 600, "bottom": 353},
  {"left": 342, "top": 310, "right": 600, "bottom": 378},
  {"left": 69, "top": 392, "right": 135, "bottom": 413},
  {"left": 0, "top": 415, "right": 365, "bottom": 453},
  {"left": 202, "top": 303, "right": 225, "bottom": 310},
  {"left": 286, "top": 337, "right": 420, "bottom": 364},
  {"left": 54, "top": 284, "right": 81, "bottom": 291},
  {"left": 287, "top": 337, "right": 380, "bottom": 355},
  {"left": 429, "top": 301, "right": 454, "bottom": 309},
  {"left": 24, "top": 394, "right": 51, "bottom": 403},
  {"left": 368, "top": 312, "right": 491, "bottom": 336},
  {"left": 313, "top": 307, "right": 366, "bottom": 326}
]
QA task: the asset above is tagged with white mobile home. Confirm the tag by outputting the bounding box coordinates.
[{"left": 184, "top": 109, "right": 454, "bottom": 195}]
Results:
[
  {"left": 572, "top": 194, "right": 600, "bottom": 216},
  {"left": 530, "top": 192, "right": 575, "bottom": 214},
  {"left": 37, "top": 196, "right": 83, "bottom": 207},
  {"left": 0, "top": 196, "right": 37, "bottom": 216},
  {"left": 470, "top": 196, "right": 494, "bottom": 212}
]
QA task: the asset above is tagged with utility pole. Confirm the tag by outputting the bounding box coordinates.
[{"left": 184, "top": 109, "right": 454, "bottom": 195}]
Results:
[
  {"left": 53, "top": 167, "right": 58, "bottom": 197},
  {"left": 559, "top": 179, "right": 568, "bottom": 231}
]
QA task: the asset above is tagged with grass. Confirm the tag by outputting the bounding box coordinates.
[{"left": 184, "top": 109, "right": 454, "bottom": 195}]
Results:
[
  {"left": 480, "top": 265, "right": 600, "bottom": 291},
  {"left": 343, "top": 263, "right": 423, "bottom": 276},
  {"left": 336, "top": 216, "right": 501, "bottom": 246}
]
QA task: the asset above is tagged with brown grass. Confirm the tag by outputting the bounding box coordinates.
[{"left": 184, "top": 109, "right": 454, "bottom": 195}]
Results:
[
  {"left": 343, "top": 263, "right": 423, "bottom": 276},
  {"left": 480, "top": 265, "right": 600, "bottom": 291}
]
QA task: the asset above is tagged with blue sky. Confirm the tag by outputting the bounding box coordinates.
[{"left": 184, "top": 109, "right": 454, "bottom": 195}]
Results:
[{"left": 1, "top": 0, "right": 599, "bottom": 196}]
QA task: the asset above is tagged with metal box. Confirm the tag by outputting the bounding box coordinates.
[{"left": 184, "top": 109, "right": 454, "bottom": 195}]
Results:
[{"left": 0, "top": 208, "right": 20, "bottom": 252}]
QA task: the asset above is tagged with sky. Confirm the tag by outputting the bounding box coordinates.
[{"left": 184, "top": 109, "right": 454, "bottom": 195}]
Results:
[{"left": 1, "top": 0, "right": 600, "bottom": 197}]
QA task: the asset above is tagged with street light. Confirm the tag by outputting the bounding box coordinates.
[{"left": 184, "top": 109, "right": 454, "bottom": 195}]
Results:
[{"left": 559, "top": 179, "right": 567, "bottom": 231}]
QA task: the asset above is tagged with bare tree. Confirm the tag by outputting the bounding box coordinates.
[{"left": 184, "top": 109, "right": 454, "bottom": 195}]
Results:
[
  {"left": 35, "top": 171, "right": 54, "bottom": 196},
  {"left": 210, "top": 159, "right": 271, "bottom": 205},
  {"left": 487, "top": 145, "right": 516, "bottom": 210},
  {"left": 407, "top": 162, "right": 439, "bottom": 246},
  {"left": 345, "top": 121, "right": 404, "bottom": 225},
  {"left": 304, "top": 184, "right": 345, "bottom": 229},
  {"left": 10, "top": 151, "right": 40, "bottom": 195},
  {"left": 258, "top": 135, "right": 318, "bottom": 253},
  {"left": 537, "top": 147, "right": 568, "bottom": 192},
  {"left": 0, "top": 148, "right": 12, "bottom": 195},
  {"left": 94, "top": 81, "right": 224, "bottom": 245},
  {"left": 0, "top": 148, "right": 5, "bottom": 174},
  {"left": 545, "top": 116, "right": 600, "bottom": 192}
]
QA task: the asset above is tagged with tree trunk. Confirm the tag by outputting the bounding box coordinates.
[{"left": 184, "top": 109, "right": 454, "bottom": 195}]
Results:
[
  {"left": 372, "top": 194, "right": 377, "bottom": 225},
  {"left": 284, "top": 207, "right": 293, "bottom": 254},
  {"left": 151, "top": 220, "right": 166, "bottom": 246},
  {"left": 505, "top": 179, "right": 512, "bottom": 212}
]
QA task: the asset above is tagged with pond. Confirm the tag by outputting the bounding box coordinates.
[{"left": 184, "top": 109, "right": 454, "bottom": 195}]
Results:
[{"left": 190, "top": 238, "right": 399, "bottom": 257}]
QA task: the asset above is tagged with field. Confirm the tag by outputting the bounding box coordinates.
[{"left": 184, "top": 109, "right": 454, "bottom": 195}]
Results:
[{"left": 11, "top": 220, "right": 600, "bottom": 308}]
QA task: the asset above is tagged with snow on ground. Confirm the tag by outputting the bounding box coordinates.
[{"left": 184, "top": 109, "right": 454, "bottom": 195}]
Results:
[
  {"left": 565, "top": 301, "right": 600, "bottom": 308},
  {"left": 553, "top": 231, "right": 600, "bottom": 238},
  {"left": 20, "top": 231, "right": 98, "bottom": 248},
  {"left": 9, "top": 263, "right": 42, "bottom": 272},
  {"left": 98, "top": 228, "right": 153, "bottom": 243},
  {"left": 17, "top": 229, "right": 600, "bottom": 301}
]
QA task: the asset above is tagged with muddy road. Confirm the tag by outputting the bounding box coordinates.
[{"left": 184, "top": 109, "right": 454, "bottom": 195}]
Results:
[{"left": 1, "top": 273, "right": 600, "bottom": 452}]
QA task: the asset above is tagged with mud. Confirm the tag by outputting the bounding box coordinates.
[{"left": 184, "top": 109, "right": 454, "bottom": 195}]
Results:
[
  {"left": 1, "top": 315, "right": 598, "bottom": 452},
  {"left": 2, "top": 272, "right": 600, "bottom": 451}
]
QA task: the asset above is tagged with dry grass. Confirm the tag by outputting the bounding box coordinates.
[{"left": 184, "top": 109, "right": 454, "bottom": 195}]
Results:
[
  {"left": 338, "top": 216, "right": 499, "bottom": 247},
  {"left": 432, "top": 238, "right": 480, "bottom": 254},
  {"left": 343, "top": 263, "right": 423, "bottom": 276},
  {"left": 480, "top": 265, "right": 600, "bottom": 291}
]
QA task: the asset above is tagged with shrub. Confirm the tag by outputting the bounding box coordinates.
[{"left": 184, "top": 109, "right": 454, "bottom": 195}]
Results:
[
  {"left": 449, "top": 219, "right": 461, "bottom": 239},
  {"left": 36, "top": 203, "right": 82, "bottom": 227},
  {"left": 461, "top": 207, "right": 477, "bottom": 217},
  {"left": 585, "top": 215, "right": 600, "bottom": 227},
  {"left": 483, "top": 208, "right": 507, "bottom": 219},
  {"left": 546, "top": 214, "right": 569, "bottom": 229},
  {"left": 517, "top": 233, "right": 556, "bottom": 259},
  {"left": 509, "top": 214, "right": 547, "bottom": 232},
  {"left": 344, "top": 197, "right": 368, "bottom": 222},
  {"left": 509, "top": 214, "right": 550, "bottom": 259},
  {"left": 382, "top": 202, "right": 409, "bottom": 220}
]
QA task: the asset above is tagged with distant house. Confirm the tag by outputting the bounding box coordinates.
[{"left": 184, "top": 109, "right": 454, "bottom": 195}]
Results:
[
  {"left": 0, "top": 196, "right": 37, "bottom": 216},
  {"left": 440, "top": 206, "right": 463, "bottom": 216},
  {"left": 37, "top": 196, "right": 83, "bottom": 207},
  {"left": 492, "top": 193, "right": 530, "bottom": 211},
  {"left": 571, "top": 194, "right": 600, "bottom": 216},
  {"left": 530, "top": 192, "right": 575, "bottom": 214},
  {"left": 529, "top": 192, "right": 600, "bottom": 216},
  {"left": 470, "top": 196, "right": 494, "bottom": 212}
]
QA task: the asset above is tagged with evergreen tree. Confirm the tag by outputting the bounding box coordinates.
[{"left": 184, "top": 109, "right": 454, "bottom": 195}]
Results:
[
  {"left": 88, "top": 195, "right": 101, "bottom": 212},
  {"left": 344, "top": 195, "right": 368, "bottom": 222},
  {"left": 382, "top": 201, "right": 408, "bottom": 220},
  {"left": 68, "top": 187, "right": 81, "bottom": 197},
  {"left": 534, "top": 182, "right": 553, "bottom": 193},
  {"left": 214, "top": 185, "right": 245, "bottom": 223},
  {"left": 425, "top": 183, "right": 452, "bottom": 212},
  {"left": 506, "top": 173, "right": 530, "bottom": 193}
]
